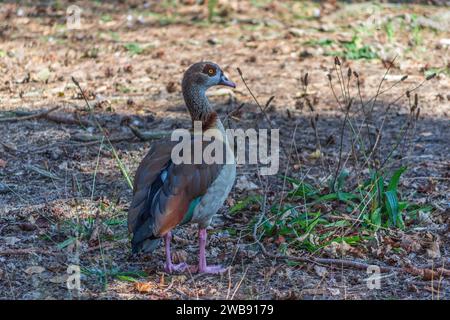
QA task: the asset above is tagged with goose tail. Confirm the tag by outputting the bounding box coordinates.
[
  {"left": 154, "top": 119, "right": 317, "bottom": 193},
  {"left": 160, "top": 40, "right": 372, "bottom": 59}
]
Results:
[{"left": 131, "top": 237, "right": 161, "bottom": 254}]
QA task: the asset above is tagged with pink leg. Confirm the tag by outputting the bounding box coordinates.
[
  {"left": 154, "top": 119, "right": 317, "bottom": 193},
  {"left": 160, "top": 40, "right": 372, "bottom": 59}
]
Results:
[
  {"left": 164, "top": 231, "right": 188, "bottom": 273},
  {"left": 197, "top": 228, "right": 227, "bottom": 274}
]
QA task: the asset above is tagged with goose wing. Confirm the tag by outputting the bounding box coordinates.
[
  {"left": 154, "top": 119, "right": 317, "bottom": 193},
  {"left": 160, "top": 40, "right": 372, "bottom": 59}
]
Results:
[{"left": 128, "top": 138, "right": 223, "bottom": 249}]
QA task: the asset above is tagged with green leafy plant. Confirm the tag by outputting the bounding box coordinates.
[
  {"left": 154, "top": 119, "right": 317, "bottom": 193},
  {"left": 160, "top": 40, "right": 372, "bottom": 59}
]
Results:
[
  {"left": 362, "top": 167, "right": 407, "bottom": 230},
  {"left": 304, "top": 39, "right": 334, "bottom": 47},
  {"left": 208, "top": 0, "right": 218, "bottom": 23},
  {"left": 145, "top": 11, "right": 177, "bottom": 26},
  {"left": 109, "top": 32, "right": 120, "bottom": 42},
  {"left": 82, "top": 267, "right": 147, "bottom": 289},
  {"left": 254, "top": 165, "right": 419, "bottom": 254},
  {"left": 342, "top": 36, "right": 378, "bottom": 60},
  {"left": 100, "top": 14, "right": 112, "bottom": 23},
  {"left": 384, "top": 20, "right": 395, "bottom": 43},
  {"left": 410, "top": 15, "right": 422, "bottom": 46},
  {"left": 229, "top": 195, "right": 262, "bottom": 214},
  {"left": 238, "top": 59, "right": 435, "bottom": 263},
  {"left": 423, "top": 66, "right": 450, "bottom": 78},
  {"left": 327, "top": 36, "right": 378, "bottom": 60},
  {"left": 262, "top": 206, "right": 327, "bottom": 252},
  {"left": 124, "top": 43, "right": 144, "bottom": 55}
]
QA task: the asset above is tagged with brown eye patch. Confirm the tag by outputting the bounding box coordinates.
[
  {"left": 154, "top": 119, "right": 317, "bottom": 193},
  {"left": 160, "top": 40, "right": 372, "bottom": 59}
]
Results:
[{"left": 202, "top": 64, "right": 217, "bottom": 77}]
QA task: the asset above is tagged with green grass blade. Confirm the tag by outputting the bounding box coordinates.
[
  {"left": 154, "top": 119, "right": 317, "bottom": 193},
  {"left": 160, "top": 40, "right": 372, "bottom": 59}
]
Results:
[
  {"left": 385, "top": 190, "right": 399, "bottom": 226},
  {"left": 229, "top": 195, "right": 262, "bottom": 214},
  {"left": 57, "top": 237, "right": 77, "bottom": 250},
  {"left": 314, "top": 192, "right": 360, "bottom": 206},
  {"left": 109, "top": 146, "right": 134, "bottom": 190},
  {"left": 387, "top": 166, "right": 407, "bottom": 192},
  {"left": 336, "top": 169, "right": 349, "bottom": 192},
  {"left": 370, "top": 207, "right": 382, "bottom": 230}
]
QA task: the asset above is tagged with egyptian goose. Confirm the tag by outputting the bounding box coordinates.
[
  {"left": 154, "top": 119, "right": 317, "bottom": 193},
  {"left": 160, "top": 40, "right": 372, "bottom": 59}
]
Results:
[{"left": 128, "top": 62, "right": 237, "bottom": 274}]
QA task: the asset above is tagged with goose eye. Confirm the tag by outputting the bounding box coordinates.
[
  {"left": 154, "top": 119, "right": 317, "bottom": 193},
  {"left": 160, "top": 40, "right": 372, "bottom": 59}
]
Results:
[{"left": 203, "top": 64, "right": 216, "bottom": 76}]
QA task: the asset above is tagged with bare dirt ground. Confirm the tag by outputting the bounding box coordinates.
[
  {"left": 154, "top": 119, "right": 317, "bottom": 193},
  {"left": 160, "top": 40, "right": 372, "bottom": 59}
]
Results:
[{"left": 0, "top": 1, "right": 449, "bottom": 300}]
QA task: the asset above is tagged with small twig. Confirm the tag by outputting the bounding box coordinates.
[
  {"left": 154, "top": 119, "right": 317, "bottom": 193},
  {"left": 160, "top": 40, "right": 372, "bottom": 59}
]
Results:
[
  {"left": 0, "top": 248, "right": 55, "bottom": 255},
  {"left": 362, "top": 79, "right": 426, "bottom": 170},
  {"left": 223, "top": 102, "right": 246, "bottom": 123},
  {"left": 237, "top": 67, "right": 292, "bottom": 162},
  {"left": 236, "top": 67, "right": 273, "bottom": 129},
  {"left": 84, "top": 243, "right": 117, "bottom": 253},
  {"left": 26, "top": 164, "right": 62, "bottom": 181},
  {"left": 333, "top": 57, "right": 347, "bottom": 104},
  {"left": 0, "top": 141, "right": 19, "bottom": 153},
  {"left": 404, "top": 264, "right": 450, "bottom": 280},
  {"left": 71, "top": 133, "right": 135, "bottom": 144},
  {"left": 368, "top": 55, "right": 397, "bottom": 114},
  {"left": 230, "top": 267, "right": 248, "bottom": 300},
  {"left": 331, "top": 98, "right": 353, "bottom": 191},
  {"left": 71, "top": 77, "right": 133, "bottom": 190}
]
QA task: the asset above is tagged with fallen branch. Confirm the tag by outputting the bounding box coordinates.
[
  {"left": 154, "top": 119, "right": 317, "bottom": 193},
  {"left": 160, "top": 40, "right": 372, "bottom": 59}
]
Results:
[
  {"left": 0, "top": 105, "right": 96, "bottom": 127},
  {"left": 45, "top": 111, "right": 95, "bottom": 127},
  {"left": 71, "top": 133, "right": 135, "bottom": 143},
  {"left": 0, "top": 105, "right": 60, "bottom": 122},
  {"left": 128, "top": 125, "right": 171, "bottom": 141},
  {"left": 29, "top": 130, "right": 163, "bottom": 154},
  {"left": 70, "top": 127, "right": 170, "bottom": 145},
  {"left": 404, "top": 264, "right": 450, "bottom": 281}
]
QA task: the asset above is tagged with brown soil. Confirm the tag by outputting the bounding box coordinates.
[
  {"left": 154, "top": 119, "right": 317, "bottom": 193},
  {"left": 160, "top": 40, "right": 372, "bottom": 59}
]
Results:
[{"left": 0, "top": 1, "right": 449, "bottom": 300}]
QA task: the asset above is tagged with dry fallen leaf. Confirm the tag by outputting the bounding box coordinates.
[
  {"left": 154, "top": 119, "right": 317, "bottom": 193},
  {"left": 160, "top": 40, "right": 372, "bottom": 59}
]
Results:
[
  {"left": 324, "top": 241, "right": 364, "bottom": 258},
  {"left": 172, "top": 275, "right": 187, "bottom": 284},
  {"left": 417, "top": 211, "right": 434, "bottom": 225},
  {"left": 35, "top": 67, "right": 51, "bottom": 82},
  {"left": 417, "top": 180, "right": 437, "bottom": 194},
  {"left": 0, "top": 159, "right": 7, "bottom": 168},
  {"left": 226, "top": 196, "right": 235, "bottom": 207},
  {"left": 25, "top": 266, "right": 45, "bottom": 275},
  {"left": 234, "top": 175, "right": 259, "bottom": 191},
  {"left": 324, "top": 241, "right": 351, "bottom": 257},
  {"left": 19, "top": 222, "right": 37, "bottom": 232},
  {"left": 134, "top": 281, "right": 157, "bottom": 293},
  {"left": 314, "top": 265, "right": 328, "bottom": 277},
  {"left": 400, "top": 234, "right": 422, "bottom": 253},
  {"left": 328, "top": 288, "right": 340, "bottom": 296},
  {"left": 274, "top": 235, "right": 286, "bottom": 245},
  {"left": 309, "top": 149, "right": 322, "bottom": 159},
  {"left": 426, "top": 241, "right": 441, "bottom": 259},
  {"left": 4, "top": 236, "right": 21, "bottom": 245},
  {"left": 49, "top": 274, "right": 69, "bottom": 284}
]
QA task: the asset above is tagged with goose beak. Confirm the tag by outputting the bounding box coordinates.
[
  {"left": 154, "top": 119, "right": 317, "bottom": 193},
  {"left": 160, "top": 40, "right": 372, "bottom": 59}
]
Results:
[{"left": 219, "top": 74, "right": 236, "bottom": 88}]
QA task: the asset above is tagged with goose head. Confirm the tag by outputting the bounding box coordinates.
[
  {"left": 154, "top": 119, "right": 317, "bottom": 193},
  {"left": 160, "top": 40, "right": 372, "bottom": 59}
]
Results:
[
  {"left": 182, "top": 62, "right": 235, "bottom": 122},
  {"left": 182, "top": 61, "right": 236, "bottom": 91}
]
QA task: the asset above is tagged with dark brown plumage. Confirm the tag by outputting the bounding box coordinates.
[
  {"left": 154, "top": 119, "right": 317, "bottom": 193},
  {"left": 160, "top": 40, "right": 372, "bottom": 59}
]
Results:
[{"left": 128, "top": 139, "right": 223, "bottom": 253}]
